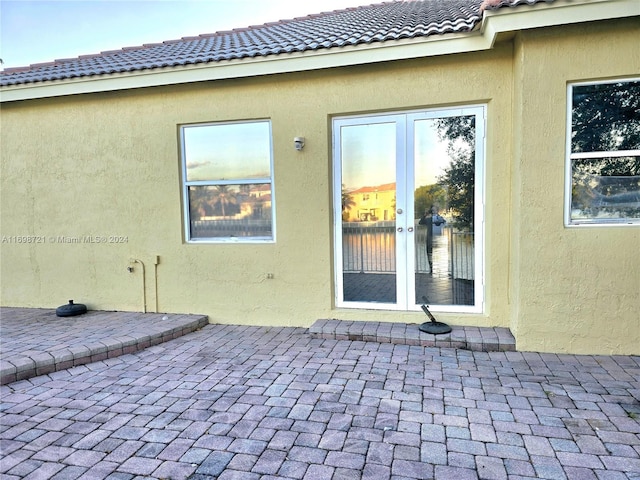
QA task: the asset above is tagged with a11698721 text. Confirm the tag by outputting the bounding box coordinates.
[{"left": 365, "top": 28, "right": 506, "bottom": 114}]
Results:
[{"left": 2, "top": 235, "right": 129, "bottom": 244}]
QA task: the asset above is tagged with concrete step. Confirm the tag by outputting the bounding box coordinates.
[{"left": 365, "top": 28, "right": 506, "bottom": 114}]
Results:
[{"left": 310, "top": 319, "right": 516, "bottom": 352}]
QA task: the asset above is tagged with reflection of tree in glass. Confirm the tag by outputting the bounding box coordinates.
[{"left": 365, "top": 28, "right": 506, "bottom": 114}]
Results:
[
  {"left": 572, "top": 81, "right": 640, "bottom": 153},
  {"left": 211, "top": 185, "right": 239, "bottom": 217},
  {"left": 342, "top": 184, "right": 356, "bottom": 221},
  {"left": 414, "top": 184, "right": 447, "bottom": 218},
  {"left": 435, "top": 116, "right": 475, "bottom": 229},
  {"left": 189, "top": 187, "right": 213, "bottom": 221},
  {"left": 572, "top": 81, "right": 640, "bottom": 218}
]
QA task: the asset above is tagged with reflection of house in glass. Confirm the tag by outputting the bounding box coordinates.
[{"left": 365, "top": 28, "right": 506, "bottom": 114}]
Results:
[
  {"left": 190, "top": 184, "right": 273, "bottom": 238},
  {"left": 345, "top": 182, "right": 395, "bottom": 222},
  {"left": 194, "top": 184, "right": 272, "bottom": 221},
  {"left": 246, "top": 184, "right": 272, "bottom": 220}
]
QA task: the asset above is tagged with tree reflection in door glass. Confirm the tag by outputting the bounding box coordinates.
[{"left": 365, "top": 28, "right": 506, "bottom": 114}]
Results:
[{"left": 414, "top": 116, "right": 475, "bottom": 306}]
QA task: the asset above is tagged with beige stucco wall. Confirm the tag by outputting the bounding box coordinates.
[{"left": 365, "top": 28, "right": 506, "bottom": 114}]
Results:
[
  {"left": 1, "top": 18, "right": 637, "bottom": 354},
  {"left": 0, "top": 45, "right": 514, "bottom": 330},
  {"left": 510, "top": 19, "right": 640, "bottom": 354}
]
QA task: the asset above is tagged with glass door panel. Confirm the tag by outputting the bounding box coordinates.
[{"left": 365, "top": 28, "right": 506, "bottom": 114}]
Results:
[
  {"left": 340, "top": 122, "right": 397, "bottom": 304},
  {"left": 412, "top": 115, "right": 477, "bottom": 307},
  {"left": 334, "top": 107, "right": 484, "bottom": 312}
]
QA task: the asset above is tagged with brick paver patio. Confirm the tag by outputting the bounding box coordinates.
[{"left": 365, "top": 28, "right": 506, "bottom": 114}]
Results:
[
  {"left": 0, "top": 307, "right": 209, "bottom": 385},
  {"left": 1, "top": 309, "right": 639, "bottom": 479}
]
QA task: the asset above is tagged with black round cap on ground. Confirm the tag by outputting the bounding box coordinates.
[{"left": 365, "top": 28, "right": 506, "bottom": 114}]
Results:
[{"left": 56, "top": 300, "right": 87, "bottom": 317}]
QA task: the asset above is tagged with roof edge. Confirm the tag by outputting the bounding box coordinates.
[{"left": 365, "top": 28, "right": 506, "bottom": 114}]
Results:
[
  {"left": 1, "top": 0, "right": 638, "bottom": 103},
  {"left": 481, "top": 0, "right": 639, "bottom": 40}
]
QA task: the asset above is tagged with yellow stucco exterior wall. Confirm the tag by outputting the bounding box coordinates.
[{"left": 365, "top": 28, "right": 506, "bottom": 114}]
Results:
[
  {"left": 1, "top": 18, "right": 638, "bottom": 354},
  {"left": 510, "top": 19, "right": 640, "bottom": 354}
]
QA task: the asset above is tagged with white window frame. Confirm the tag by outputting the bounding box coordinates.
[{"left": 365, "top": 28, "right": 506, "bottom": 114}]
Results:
[
  {"left": 179, "top": 119, "right": 276, "bottom": 243},
  {"left": 565, "top": 78, "right": 640, "bottom": 227}
]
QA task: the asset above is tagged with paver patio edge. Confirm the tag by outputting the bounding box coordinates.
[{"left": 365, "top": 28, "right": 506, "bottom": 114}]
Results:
[{"left": 0, "top": 308, "right": 209, "bottom": 385}]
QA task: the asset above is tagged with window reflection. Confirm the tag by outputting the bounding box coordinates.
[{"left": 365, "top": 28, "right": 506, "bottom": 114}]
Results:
[
  {"left": 572, "top": 81, "right": 640, "bottom": 153},
  {"left": 180, "top": 120, "right": 274, "bottom": 241},
  {"left": 569, "top": 79, "right": 640, "bottom": 224},
  {"left": 189, "top": 184, "right": 272, "bottom": 239},
  {"left": 340, "top": 123, "right": 396, "bottom": 224},
  {"left": 571, "top": 156, "right": 640, "bottom": 221},
  {"left": 183, "top": 122, "right": 272, "bottom": 182}
]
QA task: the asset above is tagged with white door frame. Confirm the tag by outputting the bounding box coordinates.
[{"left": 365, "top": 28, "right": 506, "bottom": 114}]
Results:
[{"left": 332, "top": 106, "right": 485, "bottom": 313}]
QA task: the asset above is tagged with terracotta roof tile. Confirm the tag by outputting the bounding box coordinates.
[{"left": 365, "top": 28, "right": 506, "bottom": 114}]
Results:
[
  {"left": 351, "top": 183, "right": 397, "bottom": 193},
  {"left": 0, "top": 0, "right": 553, "bottom": 87}
]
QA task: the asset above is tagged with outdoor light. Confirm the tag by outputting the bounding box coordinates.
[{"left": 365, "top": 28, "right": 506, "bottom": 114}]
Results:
[{"left": 294, "top": 137, "right": 305, "bottom": 151}]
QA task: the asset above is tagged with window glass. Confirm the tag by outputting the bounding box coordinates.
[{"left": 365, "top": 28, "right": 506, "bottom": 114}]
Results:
[
  {"left": 568, "top": 79, "right": 640, "bottom": 225},
  {"left": 571, "top": 81, "right": 640, "bottom": 153},
  {"left": 180, "top": 120, "right": 274, "bottom": 242},
  {"left": 183, "top": 122, "right": 272, "bottom": 181},
  {"left": 571, "top": 156, "right": 640, "bottom": 223}
]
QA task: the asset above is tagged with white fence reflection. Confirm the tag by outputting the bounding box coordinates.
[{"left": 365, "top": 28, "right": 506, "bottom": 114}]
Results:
[
  {"left": 342, "top": 222, "right": 396, "bottom": 273},
  {"left": 191, "top": 219, "right": 272, "bottom": 238},
  {"left": 342, "top": 222, "right": 474, "bottom": 280},
  {"left": 449, "top": 231, "right": 474, "bottom": 280}
]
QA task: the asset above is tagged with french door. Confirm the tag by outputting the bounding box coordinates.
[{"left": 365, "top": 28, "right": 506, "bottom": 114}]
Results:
[{"left": 333, "top": 106, "right": 485, "bottom": 312}]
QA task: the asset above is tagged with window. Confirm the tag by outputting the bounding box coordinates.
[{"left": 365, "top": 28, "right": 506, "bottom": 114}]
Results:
[
  {"left": 180, "top": 120, "right": 275, "bottom": 242},
  {"left": 566, "top": 79, "right": 640, "bottom": 225}
]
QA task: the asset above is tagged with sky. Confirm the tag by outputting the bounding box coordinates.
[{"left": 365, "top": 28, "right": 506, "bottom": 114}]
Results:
[
  {"left": 1, "top": 0, "right": 380, "bottom": 70},
  {"left": 341, "top": 119, "right": 451, "bottom": 189}
]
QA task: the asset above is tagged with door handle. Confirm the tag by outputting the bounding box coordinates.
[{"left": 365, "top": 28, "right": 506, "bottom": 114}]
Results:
[
  {"left": 408, "top": 227, "right": 414, "bottom": 232},
  {"left": 397, "top": 227, "right": 403, "bottom": 232}
]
